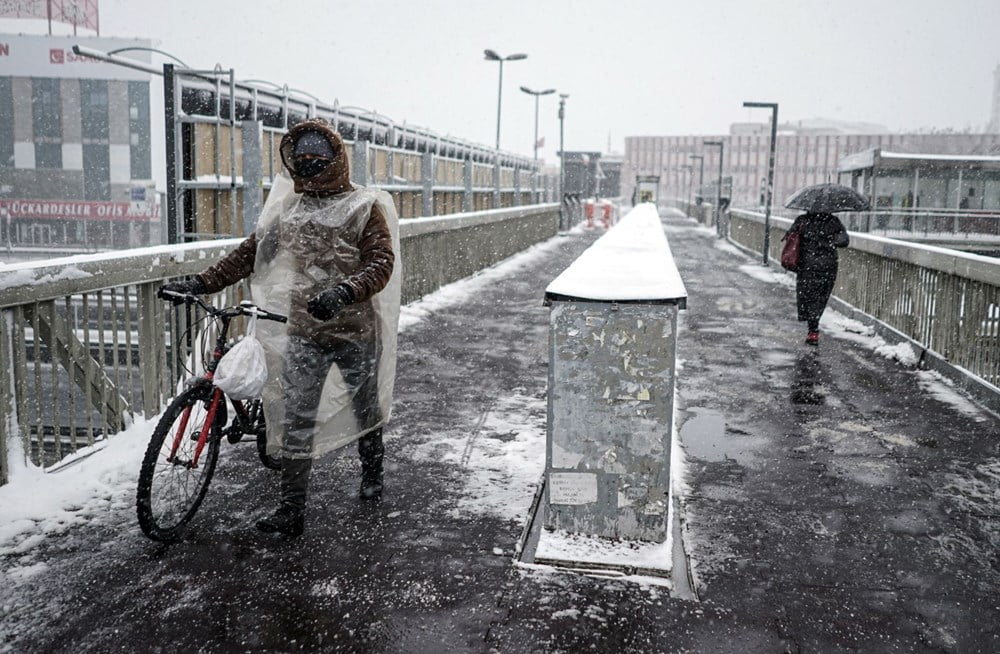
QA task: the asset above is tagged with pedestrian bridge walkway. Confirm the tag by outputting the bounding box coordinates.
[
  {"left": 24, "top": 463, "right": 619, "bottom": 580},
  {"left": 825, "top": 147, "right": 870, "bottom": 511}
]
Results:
[{"left": 1, "top": 208, "right": 998, "bottom": 651}]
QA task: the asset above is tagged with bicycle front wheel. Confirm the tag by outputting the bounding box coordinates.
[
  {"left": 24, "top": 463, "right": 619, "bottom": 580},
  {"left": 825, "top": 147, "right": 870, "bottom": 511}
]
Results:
[{"left": 136, "top": 386, "right": 224, "bottom": 542}]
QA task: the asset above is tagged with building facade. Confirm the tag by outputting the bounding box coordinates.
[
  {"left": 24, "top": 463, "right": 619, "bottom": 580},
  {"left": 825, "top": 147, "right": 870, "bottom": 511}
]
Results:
[
  {"left": 624, "top": 129, "right": 1000, "bottom": 210},
  {"left": 0, "top": 33, "right": 156, "bottom": 256},
  {"left": 838, "top": 149, "right": 1000, "bottom": 211}
]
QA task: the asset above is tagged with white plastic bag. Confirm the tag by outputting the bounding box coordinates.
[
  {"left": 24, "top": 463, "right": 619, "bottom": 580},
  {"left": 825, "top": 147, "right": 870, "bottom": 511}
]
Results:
[{"left": 214, "top": 313, "right": 268, "bottom": 401}]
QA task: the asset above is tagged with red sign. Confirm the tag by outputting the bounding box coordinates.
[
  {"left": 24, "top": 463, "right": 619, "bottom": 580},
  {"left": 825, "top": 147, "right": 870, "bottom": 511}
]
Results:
[{"left": 0, "top": 199, "right": 159, "bottom": 222}]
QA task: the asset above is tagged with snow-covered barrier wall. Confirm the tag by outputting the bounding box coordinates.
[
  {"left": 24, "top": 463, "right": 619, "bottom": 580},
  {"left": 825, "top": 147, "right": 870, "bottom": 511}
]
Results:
[
  {"left": 728, "top": 208, "right": 1000, "bottom": 411},
  {"left": 0, "top": 203, "right": 559, "bottom": 484},
  {"left": 543, "top": 203, "right": 687, "bottom": 542}
]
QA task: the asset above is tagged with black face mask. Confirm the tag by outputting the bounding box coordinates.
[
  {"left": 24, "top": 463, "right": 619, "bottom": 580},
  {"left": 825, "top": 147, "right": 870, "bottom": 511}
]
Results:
[{"left": 294, "top": 157, "right": 332, "bottom": 178}]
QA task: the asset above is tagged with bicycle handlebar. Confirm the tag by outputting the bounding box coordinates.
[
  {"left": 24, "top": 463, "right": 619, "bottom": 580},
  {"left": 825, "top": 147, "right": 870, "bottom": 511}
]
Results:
[{"left": 159, "top": 290, "right": 288, "bottom": 323}]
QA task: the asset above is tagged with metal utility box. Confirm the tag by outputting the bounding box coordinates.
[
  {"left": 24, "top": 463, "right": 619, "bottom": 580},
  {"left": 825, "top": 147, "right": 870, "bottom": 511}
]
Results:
[{"left": 543, "top": 204, "right": 686, "bottom": 542}]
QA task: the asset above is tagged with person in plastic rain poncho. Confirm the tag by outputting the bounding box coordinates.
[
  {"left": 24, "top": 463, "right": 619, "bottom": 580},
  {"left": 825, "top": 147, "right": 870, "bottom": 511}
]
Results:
[{"left": 160, "top": 118, "right": 400, "bottom": 537}]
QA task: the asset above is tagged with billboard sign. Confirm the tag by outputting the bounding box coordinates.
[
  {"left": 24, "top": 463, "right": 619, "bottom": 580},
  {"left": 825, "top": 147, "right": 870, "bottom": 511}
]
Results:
[
  {"left": 0, "top": 198, "right": 160, "bottom": 222},
  {"left": 0, "top": 33, "right": 152, "bottom": 80}
]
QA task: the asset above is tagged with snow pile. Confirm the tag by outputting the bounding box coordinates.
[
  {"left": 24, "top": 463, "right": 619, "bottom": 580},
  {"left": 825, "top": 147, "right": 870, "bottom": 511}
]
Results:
[
  {"left": 714, "top": 239, "right": 748, "bottom": 259},
  {"left": 873, "top": 341, "right": 919, "bottom": 366},
  {"left": 738, "top": 263, "right": 795, "bottom": 288},
  {"left": 915, "top": 371, "right": 994, "bottom": 422},
  {"left": 0, "top": 416, "right": 157, "bottom": 552},
  {"left": 409, "top": 390, "right": 546, "bottom": 523},
  {"left": 546, "top": 203, "right": 688, "bottom": 302},
  {"left": 535, "top": 528, "right": 672, "bottom": 574}
]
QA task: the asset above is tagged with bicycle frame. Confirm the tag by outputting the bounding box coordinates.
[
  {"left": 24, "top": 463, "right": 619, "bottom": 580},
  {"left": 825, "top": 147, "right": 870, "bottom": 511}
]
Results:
[
  {"left": 167, "top": 311, "right": 234, "bottom": 469},
  {"left": 161, "top": 294, "right": 285, "bottom": 469}
]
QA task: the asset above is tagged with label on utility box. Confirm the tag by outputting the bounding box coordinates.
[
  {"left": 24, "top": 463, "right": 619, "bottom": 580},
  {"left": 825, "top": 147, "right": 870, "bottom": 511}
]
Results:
[{"left": 548, "top": 472, "right": 598, "bottom": 505}]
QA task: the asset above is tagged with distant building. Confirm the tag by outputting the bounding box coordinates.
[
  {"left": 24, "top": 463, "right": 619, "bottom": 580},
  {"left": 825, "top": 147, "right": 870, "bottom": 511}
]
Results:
[
  {"left": 624, "top": 125, "right": 1000, "bottom": 209},
  {"left": 837, "top": 148, "right": 1000, "bottom": 211},
  {"left": 0, "top": 33, "right": 157, "bottom": 257},
  {"left": 598, "top": 154, "right": 622, "bottom": 198},
  {"left": 559, "top": 151, "right": 603, "bottom": 198}
]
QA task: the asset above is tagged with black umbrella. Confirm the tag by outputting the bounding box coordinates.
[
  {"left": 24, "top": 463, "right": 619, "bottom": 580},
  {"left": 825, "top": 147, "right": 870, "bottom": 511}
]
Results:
[{"left": 784, "top": 183, "right": 871, "bottom": 213}]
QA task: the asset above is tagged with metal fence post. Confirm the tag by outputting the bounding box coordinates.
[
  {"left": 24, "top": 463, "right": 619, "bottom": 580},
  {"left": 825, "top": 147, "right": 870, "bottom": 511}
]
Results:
[
  {"left": 513, "top": 167, "right": 521, "bottom": 207},
  {"left": 0, "top": 310, "right": 14, "bottom": 485},
  {"left": 493, "top": 161, "right": 501, "bottom": 209},
  {"left": 163, "top": 63, "right": 180, "bottom": 244},
  {"left": 352, "top": 140, "right": 369, "bottom": 186},
  {"left": 463, "top": 158, "right": 474, "bottom": 212},
  {"left": 241, "top": 120, "right": 263, "bottom": 236},
  {"left": 422, "top": 152, "right": 434, "bottom": 217},
  {"left": 138, "top": 283, "right": 164, "bottom": 417}
]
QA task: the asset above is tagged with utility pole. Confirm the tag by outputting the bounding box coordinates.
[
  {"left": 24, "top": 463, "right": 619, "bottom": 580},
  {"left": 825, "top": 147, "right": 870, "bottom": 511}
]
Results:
[
  {"left": 558, "top": 93, "right": 569, "bottom": 230},
  {"left": 743, "top": 101, "right": 779, "bottom": 264}
]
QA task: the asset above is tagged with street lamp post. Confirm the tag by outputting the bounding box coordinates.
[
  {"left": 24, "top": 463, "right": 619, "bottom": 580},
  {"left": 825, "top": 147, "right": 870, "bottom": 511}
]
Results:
[
  {"left": 743, "top": 101, "right": 779, "bottom": 265},
  {"left": 681, "top": 164, "right": 694, "bottom": 210},
  {"left": 558, "top": 93, "right": 569, "bottom": 230},
  {"left": 520, "top": 86, "right": 556, "bottom": 163},
  {"left": 703, "top": 140, "right": 725, "bottom": 237},
  {"left": 689, "top": 154, "right": 704, "bottom": 212},
  {"left": 484, "top": 49, "right": 527, "bottom": 151}
]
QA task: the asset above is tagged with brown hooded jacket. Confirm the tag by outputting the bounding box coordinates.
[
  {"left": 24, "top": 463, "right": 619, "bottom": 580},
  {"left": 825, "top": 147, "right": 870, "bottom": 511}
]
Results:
[{"left": 196, "top": 120, "right": 395, "bottom": 338}]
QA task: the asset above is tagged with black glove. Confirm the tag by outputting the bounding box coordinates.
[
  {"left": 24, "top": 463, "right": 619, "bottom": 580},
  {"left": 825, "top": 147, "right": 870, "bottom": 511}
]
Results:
[
  {"left": 307, "top": 283, "right": 354, "bottom": 321},
  {"left": 158, "top": 277, "right": 207, "bottom": 303}
]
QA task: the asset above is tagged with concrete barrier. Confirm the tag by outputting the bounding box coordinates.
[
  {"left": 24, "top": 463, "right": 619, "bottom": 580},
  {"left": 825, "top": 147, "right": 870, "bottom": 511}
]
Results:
[
  {"left": 399, "top": 203, "right": 559, "bottom": 303},
  {"left": 542, "top": 203, "right": 687, "bottom": 543}
]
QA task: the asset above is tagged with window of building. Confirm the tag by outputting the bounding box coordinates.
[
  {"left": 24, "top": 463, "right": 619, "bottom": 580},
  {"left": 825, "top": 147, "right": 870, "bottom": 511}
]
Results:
[
  {"left": 0, "top": 78, "right": 12, "bottom": 167},
  {"left": 35, "top": 141, "right": 62, "bottom": 168},
  {"left": 31, "top": 77, "right": 61, "bottom": 139},
  {"left": 83, "top": 144, "right": 110, "bottom": 200},
  {"left": 80, "top": 80, "right": 109, "bottom": 142},
  {"left": 128, "top": 81, "right": 151, "bottom": 179}
]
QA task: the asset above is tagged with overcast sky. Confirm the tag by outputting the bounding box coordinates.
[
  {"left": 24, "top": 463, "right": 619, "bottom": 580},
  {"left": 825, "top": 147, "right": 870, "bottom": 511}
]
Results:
[{"left": 15, "top": 0, "right": 1000, "bottom": 163}]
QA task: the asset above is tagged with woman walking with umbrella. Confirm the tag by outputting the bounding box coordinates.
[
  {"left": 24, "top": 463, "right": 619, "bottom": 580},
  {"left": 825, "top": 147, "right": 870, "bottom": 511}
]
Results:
[{"left": 783, "top": 183, "right": 866, "bottom": 345}]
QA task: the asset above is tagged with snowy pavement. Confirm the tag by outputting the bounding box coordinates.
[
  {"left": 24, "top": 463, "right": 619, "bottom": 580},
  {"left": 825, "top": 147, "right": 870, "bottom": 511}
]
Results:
[{"left": 3, "top": 214, "right": 1000, "bottom": 652}]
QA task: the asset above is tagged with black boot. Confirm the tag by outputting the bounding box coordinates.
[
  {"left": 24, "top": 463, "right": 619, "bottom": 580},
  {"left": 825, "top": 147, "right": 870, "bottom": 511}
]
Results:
[
  {"left": 256, "top": 457, "right": 312, "bottom": 537},
  {"left": 358, "top": 429, "right": 384, "bottom": 500}
]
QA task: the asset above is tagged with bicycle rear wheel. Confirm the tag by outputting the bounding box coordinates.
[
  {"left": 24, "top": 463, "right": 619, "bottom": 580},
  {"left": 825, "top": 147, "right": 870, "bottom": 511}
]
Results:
[{"left": 136, "top": 386, "right": 224, "bottom": 542}]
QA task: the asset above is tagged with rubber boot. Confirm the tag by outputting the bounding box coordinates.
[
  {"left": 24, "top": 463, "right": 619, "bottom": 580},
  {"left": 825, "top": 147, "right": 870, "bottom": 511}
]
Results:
[
  {"left": 358, "top": 429, "right": 384, "bottom": 500},
  {"left": 256, "top": 457, "right": 312, "bottom": 537}
]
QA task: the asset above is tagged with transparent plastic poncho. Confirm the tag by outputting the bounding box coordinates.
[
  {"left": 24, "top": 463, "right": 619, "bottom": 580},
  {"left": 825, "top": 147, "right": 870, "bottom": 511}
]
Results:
[{"left": 250, "top": 172, "right": 400, "bottom": 459}]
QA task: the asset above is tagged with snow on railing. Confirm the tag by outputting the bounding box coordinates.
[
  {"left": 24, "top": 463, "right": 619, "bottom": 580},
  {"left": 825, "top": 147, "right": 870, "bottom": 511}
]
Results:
[{"left": 727, "top": 208, "right": 1000, "bottom": 408}]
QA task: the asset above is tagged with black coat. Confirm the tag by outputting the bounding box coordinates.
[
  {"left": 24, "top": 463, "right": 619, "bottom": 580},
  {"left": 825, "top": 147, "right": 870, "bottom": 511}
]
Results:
[{"left": 789, "top": 212, "right": 849, "bottom": 273}]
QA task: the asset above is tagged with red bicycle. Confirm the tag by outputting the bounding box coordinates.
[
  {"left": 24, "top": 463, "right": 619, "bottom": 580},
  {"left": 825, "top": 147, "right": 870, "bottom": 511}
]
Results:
[{"left": 136, "top": 291, "right": 286, "bottom": 542}]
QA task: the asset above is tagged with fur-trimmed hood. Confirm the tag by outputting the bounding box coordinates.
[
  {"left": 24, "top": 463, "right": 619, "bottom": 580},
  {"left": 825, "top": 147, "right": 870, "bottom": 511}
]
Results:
[{"left": 279, "top": 119, "right": 352, "bottom": 195}]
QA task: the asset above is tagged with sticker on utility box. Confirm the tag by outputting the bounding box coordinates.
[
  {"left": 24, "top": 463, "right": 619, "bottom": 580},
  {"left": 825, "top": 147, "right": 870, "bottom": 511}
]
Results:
[{"left": 548, "top": 472, "right": 598, "bottom": 505}]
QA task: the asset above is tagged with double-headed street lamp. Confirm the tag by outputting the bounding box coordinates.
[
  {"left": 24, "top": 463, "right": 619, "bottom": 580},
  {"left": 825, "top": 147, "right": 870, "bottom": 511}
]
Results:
[
  {"left": 743, "top": 101, "right": 779, "bottom": 265},
  {"left": 703, "top": 140, "right": 725, "bottom": 237},
  {"left": 520, "top": 86, "right": 555, "bottom": 163},
  {"left": 484, "top": 49, "right": 527, "bottom": 151}
]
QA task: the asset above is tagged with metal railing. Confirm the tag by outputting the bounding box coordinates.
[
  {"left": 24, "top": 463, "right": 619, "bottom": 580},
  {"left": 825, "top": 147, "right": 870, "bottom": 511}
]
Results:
[
  {"left": 726, "top": 208, "right": 1000, "bottom": 404},
  {"left": 0, "top": 203, "right": 561, "bottom": 485},
  {"left": 163, "top": 64, "right": 558, "bottom": 242},
  {"left": 836, "top": 209, "right": 1000, "bottom": 239}
]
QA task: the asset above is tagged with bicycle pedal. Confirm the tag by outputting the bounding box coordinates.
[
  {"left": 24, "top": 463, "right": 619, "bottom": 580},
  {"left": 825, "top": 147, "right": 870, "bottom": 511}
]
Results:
[{"left": 226, "top": 428, "right": 245, "bottom": 444}]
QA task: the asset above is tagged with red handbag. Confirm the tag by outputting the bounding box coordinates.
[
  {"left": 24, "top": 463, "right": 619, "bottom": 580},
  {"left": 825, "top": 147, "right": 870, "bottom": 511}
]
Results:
[{"left": 780, "top": 230, "right": 801, "bottom": 271}]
